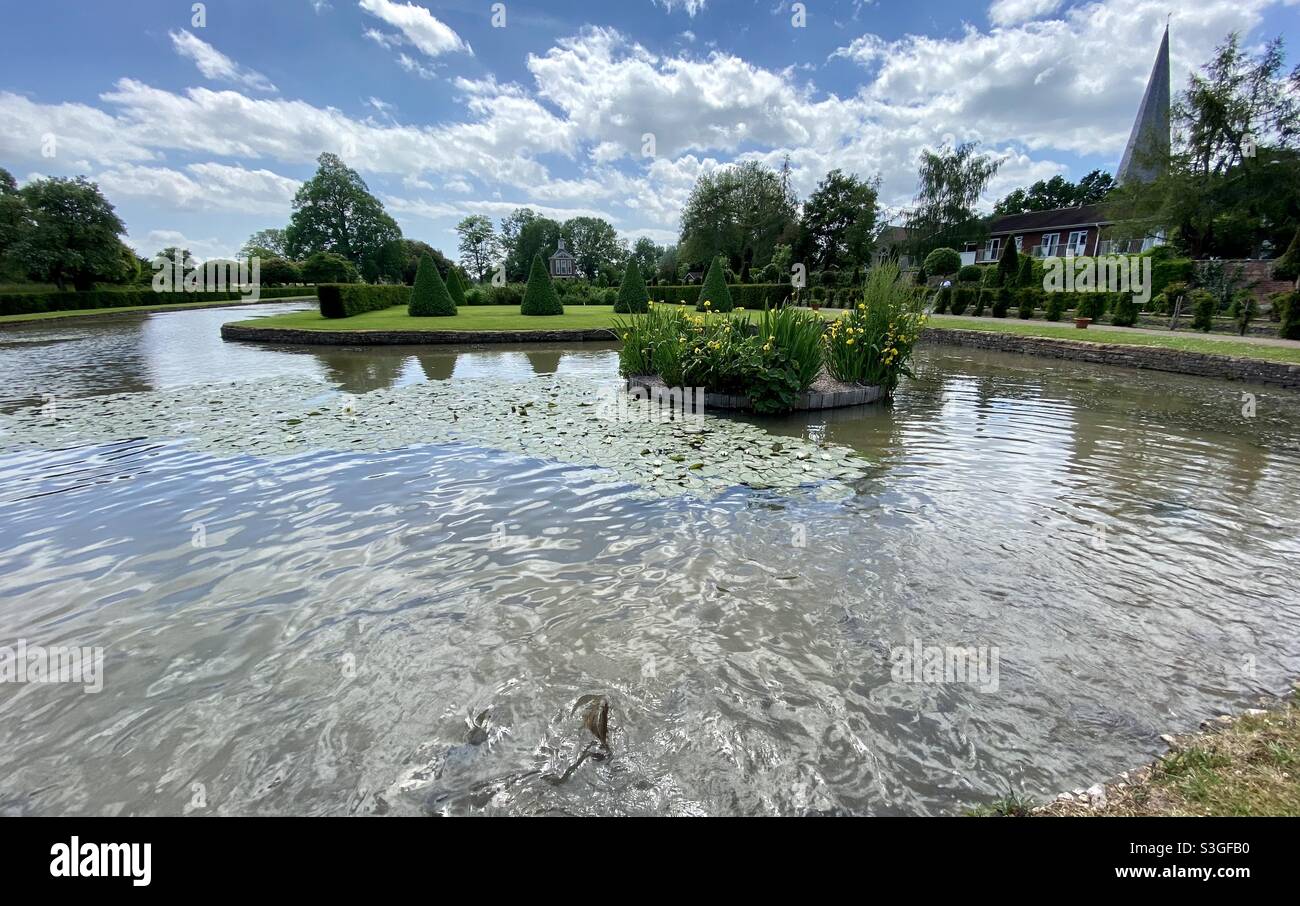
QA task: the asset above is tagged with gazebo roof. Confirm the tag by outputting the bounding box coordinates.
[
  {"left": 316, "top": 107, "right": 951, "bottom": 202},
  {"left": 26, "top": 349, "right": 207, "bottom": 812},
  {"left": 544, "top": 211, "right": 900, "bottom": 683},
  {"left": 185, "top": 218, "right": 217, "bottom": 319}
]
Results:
[{"left": 549, "top": 237, "right": 574, "bottom": 260}]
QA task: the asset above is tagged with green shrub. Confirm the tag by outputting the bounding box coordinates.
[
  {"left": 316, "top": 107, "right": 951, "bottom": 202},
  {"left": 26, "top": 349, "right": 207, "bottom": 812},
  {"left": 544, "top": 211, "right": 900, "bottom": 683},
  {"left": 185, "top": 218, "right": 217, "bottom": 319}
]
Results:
[
  {"left": 957, "top": 264, "right": 981, "bottom": 283},
  {"left": 301, "top": 251, "right": 357, "bottom": 285},
  {"left": 933, "top": 285, "right": 951, "bottom": 314},
  {"left": 318, "top": 283, "right": 409, "bottom": 318},
  {"left": 1110, "top": 291, "right": 1138, "bottom": 326},
  {"left": 923, "top": 247, "right": 961, "bottom": 278},
  {"left": 949, "top": 286, "right": 971, "bottom": 316},
  {"left": 1278, "top": 292, "right": 1300, "bottom": 340},
  {"left": 1074, "top": 293, "right": 1102, "bottom": 320},
  {"left": 614, "top": 259, "right": 649, "bottom": 313},
  {"left": 1016, "top": 256, "right": 1035, "bottom": 288},
  {"left": 1272, "top": 227, "right": 1299, "bottom": 282},
  {"left": 1016, "top": 287, "right": 1038, "bottom": 319},
  {"left": 261, "top": 257, "right": 302, "bottom": 285},
  {"left": 1189, "top": 289, "right": 1216, "bottom": 332},
  {"left": 1232, "top": 292, "right": 1258, "bottom": 336},
  {"left": 695, "top": 257, "right": 734, "bottom": 312},
  {"left": 446, "top": 269, "right": 467, "bottom": 308},
  {"left": 996, "top": 243, "right": 1020, "bottom": 289},
  {"left": 408, "top": 255, "right": 456, "bottom": 316},
  {"left": 991, "top": 286, "right": 1011, "bottom": 318},
  {"left": 1044, "top": 293, "right": 1066, "bottom": 321},
  {"left": 521, "top": 254, "right": 564, "bottom": 315},
  {"left": 974, "top": 288, "right": 991, "bottom": 316},
  {"left": 1150, "top": 253, "right": 1195, "bottom": 298},
  {"left": 981, "top": 266, "right": 1000, "bottom": 288}
]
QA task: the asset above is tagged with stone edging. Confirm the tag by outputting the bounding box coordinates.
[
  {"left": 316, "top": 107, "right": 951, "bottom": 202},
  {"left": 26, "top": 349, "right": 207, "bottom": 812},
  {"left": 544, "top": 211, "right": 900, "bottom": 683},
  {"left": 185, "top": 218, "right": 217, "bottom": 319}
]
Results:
[
  {"left": 626, "top": 375, "right": 882, "bottom": 411},
  {"left": 221, "top": 323, "right": 621, "bottom": 345},
  {"left": 921, "top": 327, "right": 1300, "bottom": 389}
]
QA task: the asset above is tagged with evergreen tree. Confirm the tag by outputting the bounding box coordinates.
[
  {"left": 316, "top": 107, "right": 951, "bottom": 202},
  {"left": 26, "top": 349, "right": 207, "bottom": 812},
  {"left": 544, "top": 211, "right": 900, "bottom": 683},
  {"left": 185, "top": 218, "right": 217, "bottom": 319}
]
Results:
[
  {"left": 996, "top": 242, "right": 1020, "bottom": 288},
  {"left": 695, "top": 256, "right": 734, "bottom": 312},
  {"left": 521, "top": 253, "right": 563, "bottom": 315},
  {"left": 408, "top": 255, "right": 457, "bottom": 316},
  {"left": 446, "top": 268, "right": 467, "bottom": 307},
  {"left": 1274, "top": 226, "right": 1300, "bottom": 282},
  {"left": 1016, "top": 255, "right": 1035, "bottom": 288},
  {"left": 614, "top": 258, "right": 649, "bottom": 313}
]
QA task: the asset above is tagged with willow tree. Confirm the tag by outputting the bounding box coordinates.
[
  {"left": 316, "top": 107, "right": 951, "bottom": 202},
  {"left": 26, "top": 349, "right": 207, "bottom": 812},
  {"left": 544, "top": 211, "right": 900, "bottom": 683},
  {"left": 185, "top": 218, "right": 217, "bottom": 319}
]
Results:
[{"left": 904, "top": 142, "right": 1001, "bottom": 257}]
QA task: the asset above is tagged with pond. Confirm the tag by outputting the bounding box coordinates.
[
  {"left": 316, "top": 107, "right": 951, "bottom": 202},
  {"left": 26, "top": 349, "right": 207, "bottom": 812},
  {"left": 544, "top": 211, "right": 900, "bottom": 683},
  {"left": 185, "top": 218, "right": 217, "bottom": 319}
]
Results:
[{"left": 1, "top": 301, "right": 1298, "bottom": 815}]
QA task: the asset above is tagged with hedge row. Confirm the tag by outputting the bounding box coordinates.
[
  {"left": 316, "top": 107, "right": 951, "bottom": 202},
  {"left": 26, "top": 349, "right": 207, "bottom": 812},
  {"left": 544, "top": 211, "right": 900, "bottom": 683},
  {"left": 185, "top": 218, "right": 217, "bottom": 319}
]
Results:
[
  {"left": 648, "top": 283, "right": 805, "bottom": 309},
  {"left": 317, "top": 284, "right": 410, "bottom": 318},
  {"left": 0, "top": 286, "right": 316, "bottom": 317}
]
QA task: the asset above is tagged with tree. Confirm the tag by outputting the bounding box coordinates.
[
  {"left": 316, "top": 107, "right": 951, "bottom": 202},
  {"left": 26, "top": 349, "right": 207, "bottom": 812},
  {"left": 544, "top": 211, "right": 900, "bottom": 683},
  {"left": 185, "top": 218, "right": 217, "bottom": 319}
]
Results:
[
  {"left": 993, "top": 170, "right": 1115, "bottom": 215},
  {"left": 1107, "top": 33, "right": 1300, "bottom": 258},
  {"left": 1274, "top": 225, "right": 1300, "bottom": 281},
  {"left": 240, "top": 228, "right": 288, "bottom": 259},
  {"left": 655, "top": 244, "right": 680, "bottom": 284},
  {"left": 409, "top": 255, "right": 456, "bottom": 316},
  {"left": 399, "top": 239, "right": 454, "bottom": 285},
  {"left": 679, "top": 160, "right": 798, "bottom": 272},
  {"left": 285, "top": 153, "right": 403, "bottom": 280},
  {"left": 497, "top": 208, "right": 562, "bottom": 282},
  {"left": 905, "top": 142, "right": 1001, "bottom": 256},
  {"left": 614, "top": 258, "right": 649, "bottom": 313},
  {"left": 261, "top": 257, "right": 302, "bottom": 285},
  {"left": 300, "top": 251, "right": 357, "bottom": 284},
  {"left": 0, "top": 167, "right": 27, "bottom": 265},
  {"left": 446, "top": 268, "right": 467, "bottom": 307},
  {"left": 996, "top": 241, "right": 1020, "bottom": 288},
  {"left": 922, "top": 247, "right": 961, "bottom": 278},
  {"left": 798, "top": 169, "right": 879, "bottom": 271},
  {"left": 695, "top": 256, "right": 734, "bottom": 312},
  {"left": 629, "top": 236, "right": 664, "bottom": 283},
  {"left": 521, "top": 253, "right": 563, "bottom": 315},
  {"left": 561, "top": 216, "right": 624, "bottom": 281},
  {"left": 11, "top": 176, "right": 128, "bottom": 290},
  {"left": 456, "top": 214, "right": 497, "bottom": 281}
]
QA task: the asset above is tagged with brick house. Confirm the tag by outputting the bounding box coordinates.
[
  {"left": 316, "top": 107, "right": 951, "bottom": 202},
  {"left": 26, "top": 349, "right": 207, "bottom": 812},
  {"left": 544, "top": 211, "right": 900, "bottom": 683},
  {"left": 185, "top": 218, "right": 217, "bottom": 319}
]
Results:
[{"left": 965, "top": 204, "right": 1163, "bottom": 265}]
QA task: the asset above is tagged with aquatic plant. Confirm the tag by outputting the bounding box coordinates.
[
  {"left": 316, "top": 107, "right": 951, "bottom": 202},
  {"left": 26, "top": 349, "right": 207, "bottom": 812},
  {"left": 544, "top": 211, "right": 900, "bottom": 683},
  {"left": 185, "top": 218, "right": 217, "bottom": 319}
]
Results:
[{"left": 824, "top": 263, "right": 926, "bottom": 396}]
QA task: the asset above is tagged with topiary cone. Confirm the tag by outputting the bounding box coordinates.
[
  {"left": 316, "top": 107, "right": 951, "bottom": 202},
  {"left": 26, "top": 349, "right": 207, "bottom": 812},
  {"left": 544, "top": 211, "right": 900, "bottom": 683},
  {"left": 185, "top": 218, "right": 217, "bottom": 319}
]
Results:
[
  {"left": 694, "top": 256, "right": 733, "bottom": 312},
  {"left": 521, "top": 253, "right": 564, "bottom": 315},
  {"left": 446, "top": 268, "right": 467, "bottom": 308},
  {"left": 614, "top": 259, "right": 649, "bottom": 313},
  {"left": 409, "top": 255, "right": 457, "bottom": 316}
]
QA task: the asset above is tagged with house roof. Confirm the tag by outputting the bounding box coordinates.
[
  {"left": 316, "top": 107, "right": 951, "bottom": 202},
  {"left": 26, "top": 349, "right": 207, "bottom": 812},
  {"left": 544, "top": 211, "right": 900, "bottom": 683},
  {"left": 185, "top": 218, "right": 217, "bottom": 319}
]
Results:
[{"left": 988, "top": 204, "right": 1110, "bottom": 235}]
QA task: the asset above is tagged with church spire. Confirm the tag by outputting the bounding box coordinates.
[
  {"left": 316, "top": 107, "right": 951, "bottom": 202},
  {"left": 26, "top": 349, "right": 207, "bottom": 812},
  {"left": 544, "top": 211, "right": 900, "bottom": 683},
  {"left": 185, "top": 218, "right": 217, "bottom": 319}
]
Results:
[{"left": 1117, "top": 25, "right": 1171, "bottom": 185}]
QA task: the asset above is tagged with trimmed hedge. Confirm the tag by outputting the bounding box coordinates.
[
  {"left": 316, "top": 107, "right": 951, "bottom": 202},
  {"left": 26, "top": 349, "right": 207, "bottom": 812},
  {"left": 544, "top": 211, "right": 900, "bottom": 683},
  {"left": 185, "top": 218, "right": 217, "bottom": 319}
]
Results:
[
  {"left": 446, "top": 269, "right": 467, "bottom": 308},
  {"left": 991, "top": 286, "right": 1012, "bottom": 318},
  {"left": 521, "top": 254, "right": 563, "bottom": 315},
  {"left": 318, "top": 284, "right": 410, "bottom": 319},
  {"left": 0, "top": 286, "right": 316, "bottom": 317},
  {"left": 1279, "top": 292, "right": 1300, "bottom": 340},
  {"left": 1016, "top": 287, "right": 1039, "bottom": 319},
  {"left": 648, "top": 283, "right": 802, "bottom": 310},
  {"left": 933, "top": 285, "right": 952, "bottom": 314},
  {"left": 1044, "top": 293, "right": 1067, "bottom": 321},
  {"left": 696, "top": 257, "right": 734, "bottom": 312},
  {"left": 614, "top": 259, "right": 649, "bottom": 314},
  {"left": 950, "top": 286, "right": 973, "bottom": 316},
  {"left": 409, "top": 256, "right": 456, "bottom": 316},
  {"left": 957, "top": 264, "right": 981, "bottom": 283}
]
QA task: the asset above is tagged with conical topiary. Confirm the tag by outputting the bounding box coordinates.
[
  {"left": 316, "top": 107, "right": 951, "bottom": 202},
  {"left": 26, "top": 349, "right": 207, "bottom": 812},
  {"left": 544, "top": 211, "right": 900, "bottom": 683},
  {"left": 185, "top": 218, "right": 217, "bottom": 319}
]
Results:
[
  {"left": 446, "top": 268, "right": 467, "bottom": 308},
  {"left": 409, "top": 255, "right": 457, "bottom": 316},
  {"left": 614, "top": 259, "right": 649, "bottom": 313},
  {"left": 1016, "top": 254, "right": 1035, "bottom": 288},
  {"left": 694, "top": 256, "right": 733, "bottom": 312},
  {"left": 521, "top": 253, "right": 563, "bottom": 315},
  {"left": 996, "top": 241, "right": 1020, "bottom": 288}
]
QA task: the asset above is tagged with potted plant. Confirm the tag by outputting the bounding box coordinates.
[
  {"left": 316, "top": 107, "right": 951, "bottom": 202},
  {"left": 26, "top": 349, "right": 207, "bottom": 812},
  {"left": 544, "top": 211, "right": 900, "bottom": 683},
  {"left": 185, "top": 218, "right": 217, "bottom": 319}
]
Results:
[{"left": 1074, "top": 316, "right": 1092, "bottom": 328}]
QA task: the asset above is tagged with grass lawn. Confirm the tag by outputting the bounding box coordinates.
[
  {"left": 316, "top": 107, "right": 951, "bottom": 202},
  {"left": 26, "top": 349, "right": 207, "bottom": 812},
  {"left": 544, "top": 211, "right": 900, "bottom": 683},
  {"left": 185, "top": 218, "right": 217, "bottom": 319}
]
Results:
[
  {"left": 927, "top": 316, "right": 1300, "bottom": 365},
  {"left": 0, "top": 295, "right": 315, "bottom": 325},
  {"left": 233, "top": 304, "right": 625, "bottom": 332}
]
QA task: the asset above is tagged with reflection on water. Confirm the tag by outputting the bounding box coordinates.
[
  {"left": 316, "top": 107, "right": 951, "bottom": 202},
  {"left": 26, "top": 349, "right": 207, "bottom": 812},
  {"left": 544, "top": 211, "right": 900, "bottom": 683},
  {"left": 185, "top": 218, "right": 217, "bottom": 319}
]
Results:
[{"left": 1, "top": 306, "right": 1300, "bottom": 815}]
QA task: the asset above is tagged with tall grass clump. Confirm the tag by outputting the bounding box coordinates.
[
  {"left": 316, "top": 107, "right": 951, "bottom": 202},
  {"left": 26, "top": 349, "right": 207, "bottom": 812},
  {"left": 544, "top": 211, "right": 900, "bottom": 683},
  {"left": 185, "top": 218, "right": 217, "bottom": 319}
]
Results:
[{"left": 824, "top": 263, "right": 926, "bottom": 396}]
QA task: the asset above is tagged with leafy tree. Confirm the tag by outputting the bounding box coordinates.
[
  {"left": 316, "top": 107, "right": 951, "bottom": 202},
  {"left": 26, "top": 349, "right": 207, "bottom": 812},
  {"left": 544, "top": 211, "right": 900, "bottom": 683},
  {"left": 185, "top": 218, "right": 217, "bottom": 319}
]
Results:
[
  {"left": 285, "top": 153, "right": 403, "bottom": 280},
  {"left": 629, "top": 236, "right": 664, "bottom": 283},
  {"left": 456, "top": 214, "right": 497, "bottom": 281},
  {"left": 399, "top": 239, "right": 454, "bottom": 285},
  {"left": 520, "top": 253, "right": 563, "bottom": 315},
  {"left": 679, "top": 160, "right": 798, "bottom": 272},
  {"left": 1274, "top": 225, "right": 1300, "bottom": 281},
  {"left": 655, "top": 244, "right": 680, "bottom": 284},
  {"left": 240, "top": 228, "right": 288, "bottom": 259},
  {"left": 300, "top": 251, "right": 357, "bottom": 284},
  {"left": 993, "top": 170, "right": 1116, "bottom": 215},
  {"left": 0, "top": 167, "right": 27, "bottom": 265},
  {"left": 695, "top": 256, "right": 734, "bottom": 312},
  {"left": 1107, "top": 33, "right": 1300, "bottom": 258},
  {"left": 561, "top": 216, "right": 624, "bottom": 281},
  {"left": 11, "top": 176, "right": 128, "bottom": 290},
  {"left": 798, "top": 169, "right": 879, "bottom": 271},
  {"left": 261, "top": 257, "right": 302, "bottom": 285},
  {"left": 498, "top": 208, "right": 562, "bottom": 282},
  {"left": 409, "top": 255, "right": 456, "bottom": 316},
  {"left": 922, "top": 247, "right": 961, "bottom": 278},
  {"left": 614, "top": 258, "right": 649, "bottom": 313},
  {"left": 905, "top": 142, "right": 1001, "bottom": 258},
  {"left": 154, "top": 246, "right": 196, "bottom": 270},
  {"left": 1279, "top": 292, "right": 1300, "bottom": 339}
]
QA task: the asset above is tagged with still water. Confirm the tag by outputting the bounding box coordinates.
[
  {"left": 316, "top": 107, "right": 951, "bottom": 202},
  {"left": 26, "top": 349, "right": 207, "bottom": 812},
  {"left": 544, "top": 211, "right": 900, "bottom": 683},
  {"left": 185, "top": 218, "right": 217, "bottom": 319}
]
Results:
[{"left": 1, "top": 302, "right": 1298, "bottom": 815}]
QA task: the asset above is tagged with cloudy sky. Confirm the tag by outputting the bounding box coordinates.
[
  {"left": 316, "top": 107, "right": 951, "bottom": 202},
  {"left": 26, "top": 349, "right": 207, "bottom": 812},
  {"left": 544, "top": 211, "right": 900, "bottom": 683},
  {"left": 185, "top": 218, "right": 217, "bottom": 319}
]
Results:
[{"left": 0, "top": 0, "right": 1295, "bottom": 261}]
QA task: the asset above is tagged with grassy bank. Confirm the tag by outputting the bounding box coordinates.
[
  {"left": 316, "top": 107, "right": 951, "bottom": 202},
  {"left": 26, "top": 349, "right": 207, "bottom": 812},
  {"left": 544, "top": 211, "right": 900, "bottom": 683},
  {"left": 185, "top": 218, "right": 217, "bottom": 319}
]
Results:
[
  {"left": 973, "top": 691, "right": 1300, "bottom": 817},
  {"left": 0, "top": 295, "right": 315, "bottom": 325},
  {"left": 232, "top": 304, "right": 624, "bottom": 332},
  {"left": 927, "top": 317, "right": 1300, "bottom": 365}
]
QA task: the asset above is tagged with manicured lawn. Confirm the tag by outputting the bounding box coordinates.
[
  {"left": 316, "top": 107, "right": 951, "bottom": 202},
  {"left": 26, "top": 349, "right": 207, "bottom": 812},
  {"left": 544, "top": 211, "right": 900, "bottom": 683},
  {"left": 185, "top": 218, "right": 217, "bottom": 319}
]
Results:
[
  {"left": 233, "top": 304, "right": 625, "bottom": 332},
  {"left": 0, "top": 295, "right": 315, "bottom": 325},
  {"left": 927, "top": 316, "right": 1300, "bottom": 365}
]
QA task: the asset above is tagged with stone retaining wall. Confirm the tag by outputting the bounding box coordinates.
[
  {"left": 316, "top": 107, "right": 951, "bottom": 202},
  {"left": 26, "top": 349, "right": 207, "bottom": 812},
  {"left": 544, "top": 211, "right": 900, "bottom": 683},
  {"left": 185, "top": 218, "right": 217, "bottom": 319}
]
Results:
[
  {"left": 221, "top": 324, "right": 620, "bottom": 345},
  {"left": 922, "top": 327, "right": 1300, "bottom": 389}
]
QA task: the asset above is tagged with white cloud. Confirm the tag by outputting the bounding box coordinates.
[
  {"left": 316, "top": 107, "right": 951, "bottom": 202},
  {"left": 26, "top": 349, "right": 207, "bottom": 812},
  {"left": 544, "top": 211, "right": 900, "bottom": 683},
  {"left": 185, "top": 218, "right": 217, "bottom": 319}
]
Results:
[
  {"left": 97, "top": 162, "right": 300, "bottom": 215},
  {"left": 396, "top": 53, "right": 436, "bottom": 79},
  {"left": 987, "top": 0, "right": 1063, "bottom": 27},
  {"left": 655, "top": 0, "right": 708, "bottom": 16},
  {"left": 168, "top": 30, "right": 278, "bottom": 93},
  {"left": 358, "top": 0, "right": 471, "bottom": 58}
]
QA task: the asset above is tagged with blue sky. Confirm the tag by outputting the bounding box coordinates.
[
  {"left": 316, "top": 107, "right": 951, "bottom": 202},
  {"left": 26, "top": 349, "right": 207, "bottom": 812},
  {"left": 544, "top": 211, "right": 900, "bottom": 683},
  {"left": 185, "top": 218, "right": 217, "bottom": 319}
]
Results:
[{"left": 1, "top": 0, "right": 1296, "bottom": 262}]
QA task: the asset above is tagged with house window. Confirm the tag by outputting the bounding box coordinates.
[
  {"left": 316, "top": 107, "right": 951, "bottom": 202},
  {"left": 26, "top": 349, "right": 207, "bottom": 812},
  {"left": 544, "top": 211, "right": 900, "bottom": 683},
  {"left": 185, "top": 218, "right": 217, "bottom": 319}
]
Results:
[
  {"left": 1014, "top": 236, "right": 1023, "bottom": 251},
  {"left": 986, "top": 237, "right": 1001, "bottom": 260},
  {"left": 1039, "top": 233, "right": 1060, "bottom": 257},
  {"left": 1066, "top": 230, "right": 1087, "bottom": 255}
]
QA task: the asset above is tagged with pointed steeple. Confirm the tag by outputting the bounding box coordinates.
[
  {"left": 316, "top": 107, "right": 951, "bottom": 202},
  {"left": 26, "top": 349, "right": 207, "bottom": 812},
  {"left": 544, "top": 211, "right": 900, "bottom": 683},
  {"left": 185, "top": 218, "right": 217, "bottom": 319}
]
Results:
[{"left": 1117, "top": 25, "right": 1171, "bottom": 185}]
